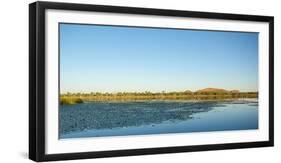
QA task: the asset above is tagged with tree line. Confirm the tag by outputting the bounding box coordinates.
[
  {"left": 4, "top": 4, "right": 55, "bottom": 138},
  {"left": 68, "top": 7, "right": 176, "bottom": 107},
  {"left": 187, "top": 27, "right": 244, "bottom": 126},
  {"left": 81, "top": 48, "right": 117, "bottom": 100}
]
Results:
[{"left": 60, "top": 90, "right": 258, "bottom": 105}]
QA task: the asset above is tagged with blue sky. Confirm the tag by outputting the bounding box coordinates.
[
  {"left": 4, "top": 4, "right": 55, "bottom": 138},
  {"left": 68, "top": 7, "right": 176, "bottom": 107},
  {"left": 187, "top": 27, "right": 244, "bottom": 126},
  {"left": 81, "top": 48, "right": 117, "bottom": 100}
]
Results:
[{"left": 60, "top": 23, "right": 258, "bottom": 93}]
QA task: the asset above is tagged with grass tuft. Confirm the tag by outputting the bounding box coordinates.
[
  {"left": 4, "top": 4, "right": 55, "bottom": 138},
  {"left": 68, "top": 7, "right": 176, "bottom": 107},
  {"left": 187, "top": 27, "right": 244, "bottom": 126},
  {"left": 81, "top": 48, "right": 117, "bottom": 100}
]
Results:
[{"left": 60, "top": 97, "right": 83, "bottom": 105}]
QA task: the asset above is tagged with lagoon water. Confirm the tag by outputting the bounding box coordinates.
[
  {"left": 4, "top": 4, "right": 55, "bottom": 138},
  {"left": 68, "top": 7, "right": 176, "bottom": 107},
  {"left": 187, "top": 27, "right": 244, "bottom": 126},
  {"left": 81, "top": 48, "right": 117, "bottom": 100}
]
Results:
[{"left": 59, "top": 99, "right": 258, "bottom": 139}]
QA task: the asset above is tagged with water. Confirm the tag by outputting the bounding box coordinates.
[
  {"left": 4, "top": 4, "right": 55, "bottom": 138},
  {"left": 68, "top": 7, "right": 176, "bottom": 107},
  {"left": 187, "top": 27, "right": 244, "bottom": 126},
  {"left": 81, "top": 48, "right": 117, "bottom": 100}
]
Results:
[{"left": 59, "top": 99, "right": 258, "bottom": 139}]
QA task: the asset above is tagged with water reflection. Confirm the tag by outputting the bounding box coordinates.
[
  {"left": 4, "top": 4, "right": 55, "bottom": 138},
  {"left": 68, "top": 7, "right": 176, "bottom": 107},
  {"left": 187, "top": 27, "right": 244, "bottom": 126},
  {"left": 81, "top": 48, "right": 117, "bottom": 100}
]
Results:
[{"left": 59, "top": 100, "right": 257, "bottom": 137}]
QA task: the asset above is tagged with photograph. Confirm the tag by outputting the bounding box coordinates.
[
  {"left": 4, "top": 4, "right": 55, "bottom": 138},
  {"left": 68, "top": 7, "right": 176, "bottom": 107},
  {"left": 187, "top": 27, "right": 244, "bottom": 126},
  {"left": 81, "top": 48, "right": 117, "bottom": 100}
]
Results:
[
  {"left": 29, "top": 1, "right": 274, "bottom": 161},
  {"left": 59, "top": 23, "right": 259, "bottom": 139}
]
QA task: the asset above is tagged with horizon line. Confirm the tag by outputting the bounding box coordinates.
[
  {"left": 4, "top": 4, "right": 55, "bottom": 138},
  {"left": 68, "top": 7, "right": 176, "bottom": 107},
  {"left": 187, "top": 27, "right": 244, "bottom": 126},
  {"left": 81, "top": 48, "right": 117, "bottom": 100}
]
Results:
[{"left": 60, "top": 88, "right": 259, "bottom": 94}]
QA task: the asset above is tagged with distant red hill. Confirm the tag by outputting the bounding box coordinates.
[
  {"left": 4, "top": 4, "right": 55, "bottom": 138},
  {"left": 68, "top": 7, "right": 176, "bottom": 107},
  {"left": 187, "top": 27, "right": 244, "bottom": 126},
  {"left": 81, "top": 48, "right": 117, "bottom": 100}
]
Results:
[{"left": 195, "top": 88, "right": 240, "bottom": 93}]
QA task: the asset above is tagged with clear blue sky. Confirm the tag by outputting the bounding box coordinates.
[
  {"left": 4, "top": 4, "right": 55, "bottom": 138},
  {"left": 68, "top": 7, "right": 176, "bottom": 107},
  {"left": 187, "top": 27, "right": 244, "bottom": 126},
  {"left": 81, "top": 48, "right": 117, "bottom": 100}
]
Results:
[{"left": 60, "top": 23, "right": 258, "bottom": 93}]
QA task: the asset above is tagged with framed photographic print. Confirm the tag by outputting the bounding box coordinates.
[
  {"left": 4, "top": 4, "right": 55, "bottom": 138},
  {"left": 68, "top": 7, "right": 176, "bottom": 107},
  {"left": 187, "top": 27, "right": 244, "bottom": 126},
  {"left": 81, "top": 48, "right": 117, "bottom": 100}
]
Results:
[{"left": 29, "top": 1, "right": 274, "bottom": 162}]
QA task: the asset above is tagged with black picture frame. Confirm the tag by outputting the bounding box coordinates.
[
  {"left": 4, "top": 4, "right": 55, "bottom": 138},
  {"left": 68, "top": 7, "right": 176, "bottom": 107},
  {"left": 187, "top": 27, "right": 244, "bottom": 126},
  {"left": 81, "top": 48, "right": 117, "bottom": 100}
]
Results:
[{"left": 29, "top": 1, "right": 274, "bottom": 162}]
